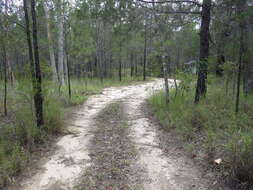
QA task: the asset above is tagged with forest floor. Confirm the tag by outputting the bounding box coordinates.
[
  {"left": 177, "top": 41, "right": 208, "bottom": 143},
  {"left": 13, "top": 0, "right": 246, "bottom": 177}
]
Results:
[{"left": 7, "top": 79, "right": 217, "bottom": 190}]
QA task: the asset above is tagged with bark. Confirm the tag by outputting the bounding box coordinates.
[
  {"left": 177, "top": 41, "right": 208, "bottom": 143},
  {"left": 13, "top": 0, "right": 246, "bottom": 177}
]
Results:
[
  {"left": 130, "top": 53, "right": 134, "bottom": 77},
  {"left": 64, "top": 51, "right": 68, "bottom": 81},
  {"left": 216, "top": 50, "right": 225, "bottom": 77},
  {"left": 194, "top": 0, "right": 211, "bottom": 103},
  {"left": 163, "top": 56, "right": 169, "bottom": 104},
  {"left": 57, "top": 0, "right": 65, "bottom": 86},
  {"left": 2, "top": 0, "right": 8, "bottom": 116},
  {"left": 143, "top": 19, "right": 147, "bottom": 81},
  {"left": 174, "top": 78, "right": 178, "bottom": 98},
  {"left": 135, "top": 54, "right": 138, "bottom": 77},
  {"left": 119, "top": 40, "right": 122, "bottom": 81},
  {"left": 7, "top": 56, "right": 14, "bottom": 86},
  {"left": 66, "top": 52, "right": 71, "bottom": 100},
  {"left": 31, "top": 0, "right": 44, "bottom": 127},
  {"left": 64, "top": 29, "right": 71, "bottom": 99},
  {"left": 242, "top": 9, "right": 253, "bottom": 95},
  {"left": 2, "top": 44, "right": 7, "bottom": 116},
  {"left": 23, "top": 0, "right": 44, "bottom": 127},
  {"left": 235, "top": 0, "right": 246, "bottom": 114},
  {"left": 43, "top": 1, "right": 58, "bottom": 82}
]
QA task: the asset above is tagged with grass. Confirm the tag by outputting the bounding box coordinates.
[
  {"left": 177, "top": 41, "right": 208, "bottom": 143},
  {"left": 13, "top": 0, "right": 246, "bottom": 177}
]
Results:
[
  {"left": 148, "top": 75, "right": 253, "bottom": 189},
  {"left": 0, "top": 76, "right": 143, "bottom": 188}
]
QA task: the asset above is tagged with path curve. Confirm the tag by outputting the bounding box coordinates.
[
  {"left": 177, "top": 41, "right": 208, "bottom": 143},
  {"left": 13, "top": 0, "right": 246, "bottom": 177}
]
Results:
[{"left": 12, "top": 79, "right": 211, "bottom": 190}]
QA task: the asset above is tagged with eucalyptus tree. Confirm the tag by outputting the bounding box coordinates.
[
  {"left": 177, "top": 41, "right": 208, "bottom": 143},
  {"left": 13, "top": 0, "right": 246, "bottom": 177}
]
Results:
[
  {"left": 0, "top": 0, "right": 9, "bottom": 116},
  {"left": 44, "top": 0, "right": 58, "bottom": 82},
  {"left": 23, "top": 0, "right": 44, "bottom": 127},
  {"left": 57, "top": 0, "right": 66, "bottom": 86}
]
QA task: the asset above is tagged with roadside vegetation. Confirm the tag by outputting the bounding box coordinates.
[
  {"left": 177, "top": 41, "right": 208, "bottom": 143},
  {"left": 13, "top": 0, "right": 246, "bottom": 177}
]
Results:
[{"left": 149, "top": 73, "right": 253, "bottom": 189}]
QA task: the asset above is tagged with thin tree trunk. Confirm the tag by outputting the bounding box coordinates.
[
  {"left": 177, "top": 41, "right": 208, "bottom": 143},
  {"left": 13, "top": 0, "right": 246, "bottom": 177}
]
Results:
[
  {"left": 31, "top": 0, "right": 44, "bottom": 127},
  {"left": 143, "top": 20, "right": 147, "bottom": 81},
  {"left": 174, "top": 78, "right": 178, "bottom": 98},
  {"left": 7, "top": 57, "right": 14, "bottom": 87},
  {"left": 119, "top": 40, "right": 122, "bottom": 81},
  {"left": 57, "top": 0, "right": 65, "bottom": 87},
  {"left": 216, "top": 47, "right": 225, "bottom": 77},
  {"left": 163, "top": 56, "right": 169, "bottom": 104},
  {"left": 130, "top": 52, "right": 134, "bottom": 78},
  {"left": 236, "top": 35, "right": 243, "bottom": 114},
  {"left": 2, "top": 0, "right": 8, "bottom": 116},
  {"left": 194, "top": 0, "right": 211, "bottom": 103},
  {"left": 66, "top": 53, "right": 71, "bottom": 100},
  {"left": 235, "top": 0, "right": 246, "bottom": 114},
  {"left": 64, "top": 51, "right": 68, "bottom": 81},
  {"left": 135, "top": 54, "right": 138, "bottom": 77},
  {"left": 2, "top": 45, "right": 7, "bottom": 116},
  {"left": 43, "top": 1, "right": 58, "bottom": 82}
]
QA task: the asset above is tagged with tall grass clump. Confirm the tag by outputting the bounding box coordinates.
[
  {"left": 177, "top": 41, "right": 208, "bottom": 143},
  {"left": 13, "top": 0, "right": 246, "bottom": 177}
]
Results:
[{"left": 149, "top": 74, "right": 253, "bottom": 188}]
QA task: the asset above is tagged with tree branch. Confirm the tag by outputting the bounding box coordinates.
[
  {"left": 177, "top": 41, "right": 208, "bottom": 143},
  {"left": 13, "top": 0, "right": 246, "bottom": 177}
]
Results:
[{"left": 136, "top": 0, "right": 202, "bottom": 7}]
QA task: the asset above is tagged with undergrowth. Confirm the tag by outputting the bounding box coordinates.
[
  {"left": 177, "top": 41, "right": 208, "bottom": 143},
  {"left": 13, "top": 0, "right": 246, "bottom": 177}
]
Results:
[{"left": 149, "top": 74, "right": 253, "bottom": 189}]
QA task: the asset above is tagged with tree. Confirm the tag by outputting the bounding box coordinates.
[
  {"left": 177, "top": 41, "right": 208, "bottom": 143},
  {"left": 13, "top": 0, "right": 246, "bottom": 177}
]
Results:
[
  {"left": 23, "top": 0, "right": 44, "bottom": 127},
  {"left": 57, "top": 0, "right": 65, "bottom": 87},
  {"left": 44, "top": 1, "right": 58, "bottom": 82},
  {"left": 194, "top": 0, "right": 211, "bottom": 103},
  {"left": 235, "top": 0, "right": 247, "bottom": 113}
]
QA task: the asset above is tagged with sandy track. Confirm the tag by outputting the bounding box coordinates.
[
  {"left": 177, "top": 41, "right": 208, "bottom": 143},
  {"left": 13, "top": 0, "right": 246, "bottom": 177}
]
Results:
[{"left": 11, "top": 79, "right": 212, "bottom": 190}]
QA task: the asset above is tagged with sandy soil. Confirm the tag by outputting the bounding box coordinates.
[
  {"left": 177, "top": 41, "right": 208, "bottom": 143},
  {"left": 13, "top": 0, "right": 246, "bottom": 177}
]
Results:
[{"left": 9, "top": 79, "right": 215, "bottom": 190}]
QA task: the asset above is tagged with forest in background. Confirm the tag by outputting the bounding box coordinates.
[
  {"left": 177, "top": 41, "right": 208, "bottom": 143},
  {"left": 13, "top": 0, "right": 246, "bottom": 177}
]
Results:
[{"left": 0, "top": 0, "right": 253, "bottom": 189}]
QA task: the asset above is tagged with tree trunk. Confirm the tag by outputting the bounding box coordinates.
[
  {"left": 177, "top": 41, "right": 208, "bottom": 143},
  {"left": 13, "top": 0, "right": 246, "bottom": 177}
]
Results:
[
  {"left": 119, "top": 40, "right": 122, "bottom": 81},
  {"left": 2, "top": 44, "right": 7, "bottom": 116},
  {"left": 57, "top": 0, "right": 65, "bottom": 87},
  {"left": 241, "top": 4, "right": 253, "bottom": 95},
  {"left": 2, "top": 0, "right": 8, "bottom": 116},
  {"left": 23, "top": 0, "right": 44, "bottom": 127},
  {"left": 235, "top": 0, "right": 246, "bottom": 113},
  {"left": 163, "top": 56, "right": 169, "bottom": 104},
  {"left": 130, "top": 53, "right": 134, "bottom": 77},
  {"left": 174, "top": 78, "right": 178, "bottom": 98},
  {"left": 194, "top": 0, "right": 211, "bottom": 103},
  {"left": 216, "top": 49, "right": 225, "bottom": 77},
  {"left": 43, "top": 1, "right": 58, "bottom": 82},
  {"left": 143, "top": 20, "right": 147, "bottom": 81},
  {"left": 135, "top": 54, "right": 138, "bottom": 77},
  {"left": 7, "top": 57, "right": 14, "bottom": 87},
  {"left": 66, "top": 52, "right": 71, "bottom": 100},
  {"left": 31, "top": 0, "right": 44, "bottom": 127}
]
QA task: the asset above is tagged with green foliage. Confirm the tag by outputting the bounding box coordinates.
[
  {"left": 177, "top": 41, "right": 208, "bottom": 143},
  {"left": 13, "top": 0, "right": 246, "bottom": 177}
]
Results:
[{"left": 149, "top": 75, "right": 253, "bottom": 186}]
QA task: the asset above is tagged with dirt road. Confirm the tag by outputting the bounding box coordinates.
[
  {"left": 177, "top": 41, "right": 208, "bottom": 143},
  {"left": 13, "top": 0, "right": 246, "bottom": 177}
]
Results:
[{"left": 13, "top": 79, "right": 213, "bottom": 190}]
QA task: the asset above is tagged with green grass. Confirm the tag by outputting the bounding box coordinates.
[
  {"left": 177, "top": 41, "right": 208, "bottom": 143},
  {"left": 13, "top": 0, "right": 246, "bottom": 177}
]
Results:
[
  {"left": 0, "top": 76, "right": 143, "bottom": 188},
  {"left": 149, "top": 75, "right": 253, "bottom": 188}
]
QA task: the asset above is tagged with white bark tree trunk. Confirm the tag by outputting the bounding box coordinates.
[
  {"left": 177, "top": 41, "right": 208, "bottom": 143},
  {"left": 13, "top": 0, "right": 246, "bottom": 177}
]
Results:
[
  {"left": 43, "top": 1, "right": 58, "bottom": 82},
  {"left": 57, "top": 0, "right": 65, "bottom": 86}
]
